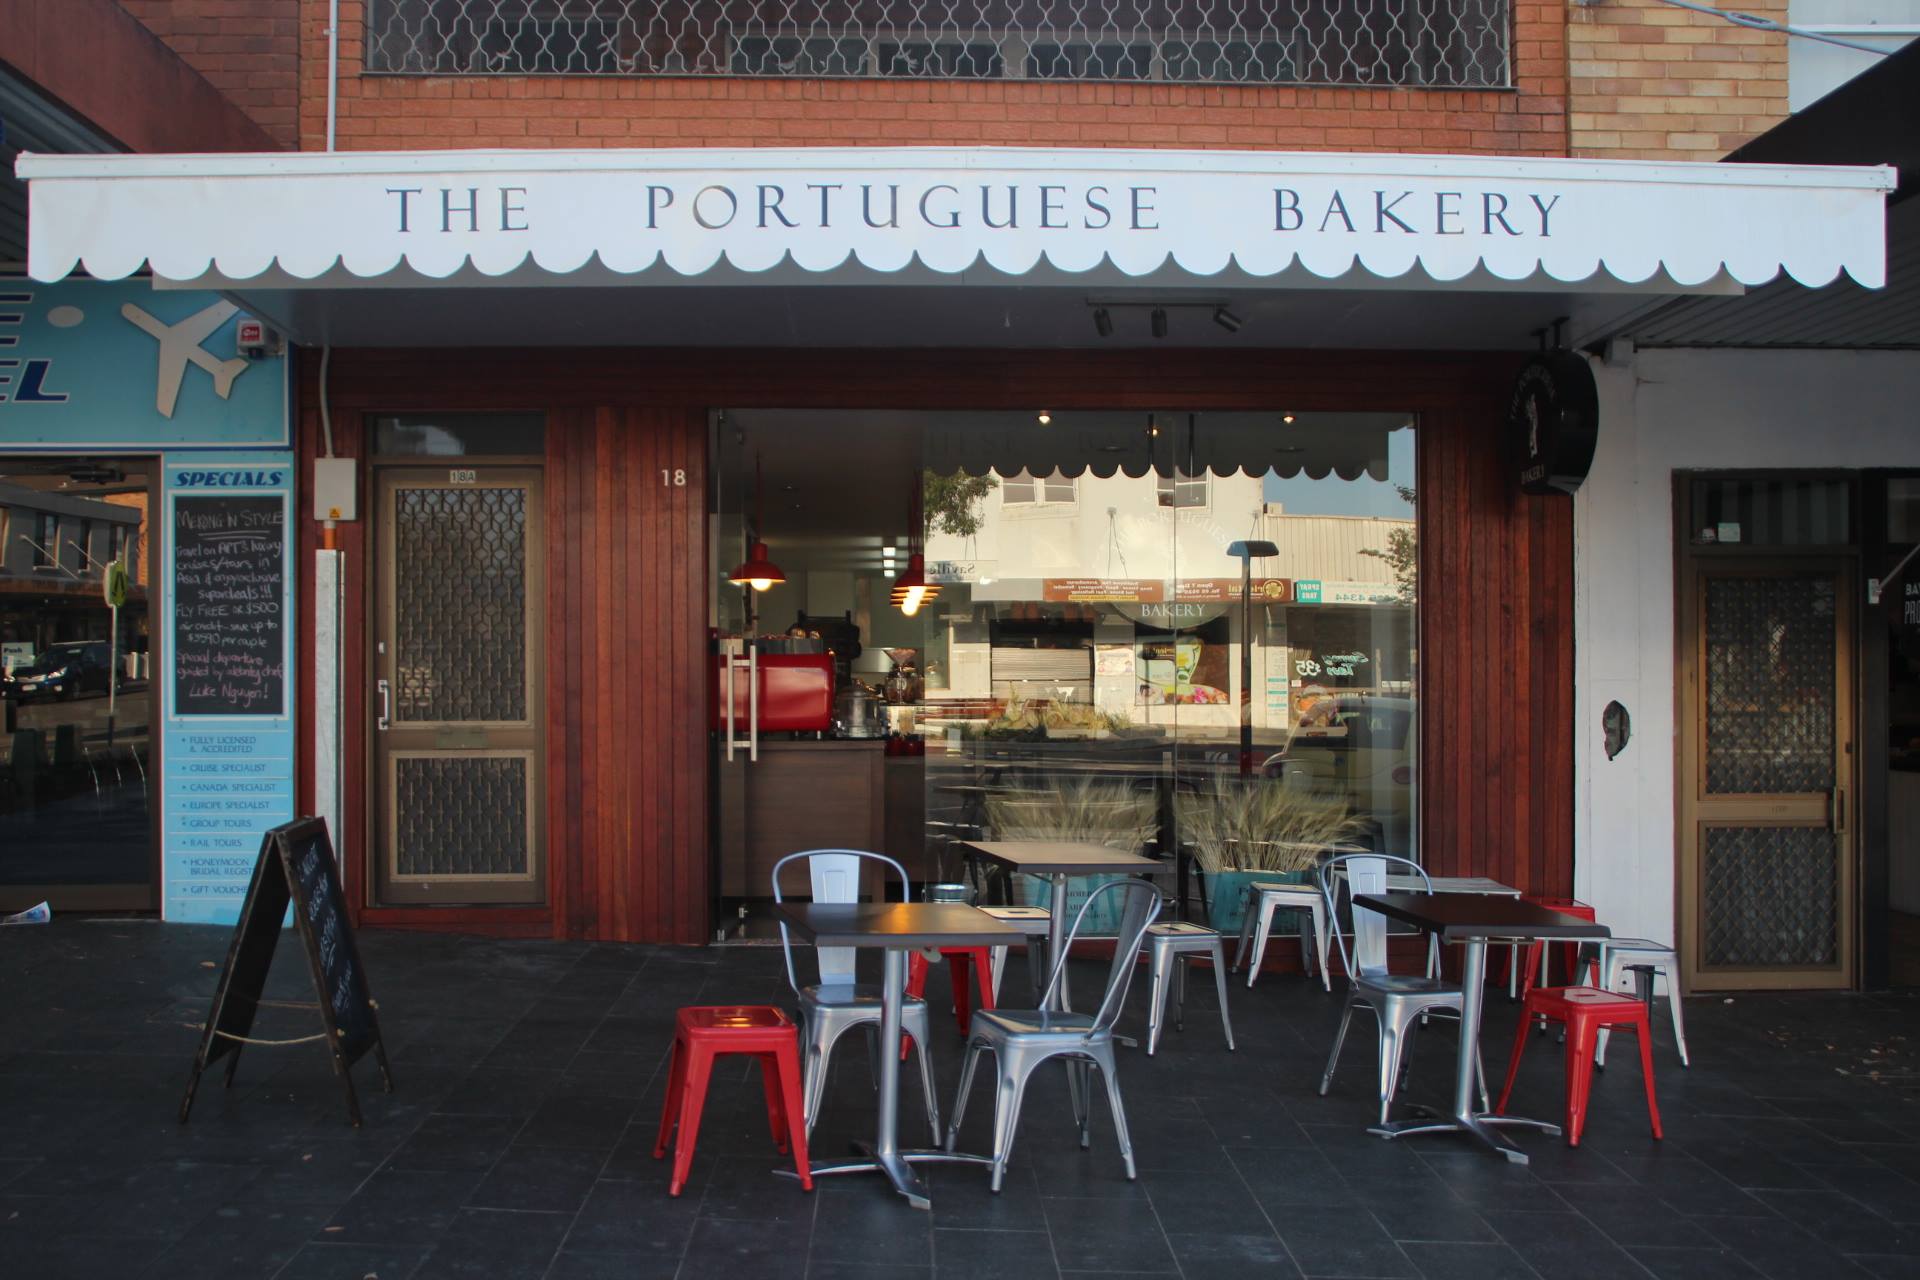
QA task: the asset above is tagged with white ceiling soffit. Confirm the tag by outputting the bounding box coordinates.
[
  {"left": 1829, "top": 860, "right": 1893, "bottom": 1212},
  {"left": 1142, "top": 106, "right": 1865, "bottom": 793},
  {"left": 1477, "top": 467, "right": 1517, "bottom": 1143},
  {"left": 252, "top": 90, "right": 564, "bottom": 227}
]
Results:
[{"left": 16, "top": 147, "right": 1896, "bottom": 291}]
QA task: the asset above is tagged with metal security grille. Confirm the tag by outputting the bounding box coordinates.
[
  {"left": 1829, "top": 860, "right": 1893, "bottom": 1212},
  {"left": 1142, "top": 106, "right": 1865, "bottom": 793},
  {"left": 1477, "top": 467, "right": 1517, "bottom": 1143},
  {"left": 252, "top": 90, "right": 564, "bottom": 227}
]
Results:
[
  {"left": 394, "top": 487, "right": 528, "bottom": 724},
  {"left": 1701, "top": 826, "right": 1838, "bottom": 967},
  {"left": 1703, "top": 575, "right": 1836, "bottom": 795},
  {"left": 365, "top": 1, "right": 1511, "bottom": 88},
  {"left": 395, "top": 755, "right": 531, "bottom": 876}
]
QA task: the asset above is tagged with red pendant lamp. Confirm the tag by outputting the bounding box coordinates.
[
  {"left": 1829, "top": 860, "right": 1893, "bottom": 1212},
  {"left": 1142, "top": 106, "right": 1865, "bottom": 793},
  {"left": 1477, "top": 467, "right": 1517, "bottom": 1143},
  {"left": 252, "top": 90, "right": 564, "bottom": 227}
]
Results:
[
  {"left": 729, "top": 454, "right": 786, "bottom": 592},
  {"left": 891, "top": 475, "right": 939, "bottom": 617}
]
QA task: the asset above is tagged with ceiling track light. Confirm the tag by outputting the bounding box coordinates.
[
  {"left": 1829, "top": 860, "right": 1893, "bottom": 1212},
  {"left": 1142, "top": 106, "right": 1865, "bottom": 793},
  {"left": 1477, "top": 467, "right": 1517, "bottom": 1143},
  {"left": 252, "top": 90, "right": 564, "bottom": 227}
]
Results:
[
  {"left": 1151, "top": 307, "right": 1168, "bottom": 339},
  {"left": 1092, "top": 307, "right": 1114, "bottom": 338},
  {"left": 1213, "top": 307, "right": 1243, "bottom": 333}
]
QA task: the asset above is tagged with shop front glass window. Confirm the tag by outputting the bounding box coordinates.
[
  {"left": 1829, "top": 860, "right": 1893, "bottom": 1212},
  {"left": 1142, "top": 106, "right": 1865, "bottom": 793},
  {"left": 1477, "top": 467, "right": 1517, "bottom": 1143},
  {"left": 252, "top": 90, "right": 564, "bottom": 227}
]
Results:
[
  {"left": 711, "top": 410, "right": 1416, "bottom": 936},
  {"left": 1, "top": 459, "right": 157, "bottom": 905}
]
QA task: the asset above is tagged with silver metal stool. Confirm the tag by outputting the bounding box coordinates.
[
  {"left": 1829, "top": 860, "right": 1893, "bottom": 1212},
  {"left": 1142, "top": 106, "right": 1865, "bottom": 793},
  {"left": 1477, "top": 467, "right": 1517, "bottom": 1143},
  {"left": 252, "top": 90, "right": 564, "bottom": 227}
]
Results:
[
  {"left": 1234, "top": 880, "right": 1331, "bottom": 991},
  {"left": 1142, "top": 921, "right": 1235, "bottom": 1055},
  {"left": 1590, "top": 938, "right": 1689, "bottom": 1068}
]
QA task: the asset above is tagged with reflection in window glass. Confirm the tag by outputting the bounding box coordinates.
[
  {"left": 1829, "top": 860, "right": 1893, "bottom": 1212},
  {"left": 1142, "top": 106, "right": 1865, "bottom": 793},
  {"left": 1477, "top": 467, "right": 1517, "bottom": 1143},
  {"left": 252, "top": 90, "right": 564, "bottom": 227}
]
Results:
[
  {"left": 713, "top": 410, "right": 1416, "bottom": 935},
  {"left": 1, "top": 459, "right": 156, "bottom": 898}
]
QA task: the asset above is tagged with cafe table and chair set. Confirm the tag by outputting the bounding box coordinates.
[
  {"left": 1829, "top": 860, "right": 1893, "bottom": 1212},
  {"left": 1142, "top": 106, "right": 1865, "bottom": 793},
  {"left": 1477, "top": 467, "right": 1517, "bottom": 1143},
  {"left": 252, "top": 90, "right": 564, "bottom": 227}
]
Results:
[{"left": 652, "top": 840, "right": 1688, "bottom": 1209}]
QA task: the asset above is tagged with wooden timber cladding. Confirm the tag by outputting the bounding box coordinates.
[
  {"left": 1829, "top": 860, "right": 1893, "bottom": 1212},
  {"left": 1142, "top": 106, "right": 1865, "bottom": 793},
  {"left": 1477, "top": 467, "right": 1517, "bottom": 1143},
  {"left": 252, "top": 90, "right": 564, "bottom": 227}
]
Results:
[{"left": 295, "top": 348, "right": 1573, "bottom": 945}]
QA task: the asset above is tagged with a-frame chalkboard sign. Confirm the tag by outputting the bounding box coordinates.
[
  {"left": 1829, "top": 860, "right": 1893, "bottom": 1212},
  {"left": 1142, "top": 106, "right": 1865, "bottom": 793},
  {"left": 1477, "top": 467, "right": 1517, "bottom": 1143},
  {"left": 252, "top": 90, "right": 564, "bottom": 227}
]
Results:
[{"left": 180, "top": 817, "right": 394, "bottom": 1127}]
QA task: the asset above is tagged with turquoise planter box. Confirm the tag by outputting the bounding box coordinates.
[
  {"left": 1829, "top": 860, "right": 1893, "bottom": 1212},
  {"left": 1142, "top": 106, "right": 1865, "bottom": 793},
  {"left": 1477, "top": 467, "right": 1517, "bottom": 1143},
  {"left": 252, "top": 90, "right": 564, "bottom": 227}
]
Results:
[{"left": 1205, "top": 868, "right": 1313, "bottom": 936}]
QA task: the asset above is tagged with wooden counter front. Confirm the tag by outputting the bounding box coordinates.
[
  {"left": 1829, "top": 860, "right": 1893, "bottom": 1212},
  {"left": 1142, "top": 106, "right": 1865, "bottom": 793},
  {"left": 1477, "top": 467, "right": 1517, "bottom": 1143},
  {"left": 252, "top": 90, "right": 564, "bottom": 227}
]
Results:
[{"left": 722, "top": 740, "right": 887, "bottom": 898}]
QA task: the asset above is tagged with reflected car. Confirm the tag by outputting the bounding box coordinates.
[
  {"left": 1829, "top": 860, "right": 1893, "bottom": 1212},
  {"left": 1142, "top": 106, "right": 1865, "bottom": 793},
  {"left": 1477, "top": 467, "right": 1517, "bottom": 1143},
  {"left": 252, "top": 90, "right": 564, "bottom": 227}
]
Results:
[
  {"left": 3, "top": 642, "right": 113, "bottom": 702},
  {"left": 1261, "top": 695, "right": 1416, "bottom": 853}
]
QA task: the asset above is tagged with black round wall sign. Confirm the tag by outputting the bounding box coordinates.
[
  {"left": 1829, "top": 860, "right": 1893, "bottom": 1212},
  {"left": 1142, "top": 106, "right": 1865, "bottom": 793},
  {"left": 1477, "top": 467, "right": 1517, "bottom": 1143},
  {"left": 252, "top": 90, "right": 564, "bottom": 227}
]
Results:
[{"left": 1509, "top": 349, "right": 1599, "bottom": 496}]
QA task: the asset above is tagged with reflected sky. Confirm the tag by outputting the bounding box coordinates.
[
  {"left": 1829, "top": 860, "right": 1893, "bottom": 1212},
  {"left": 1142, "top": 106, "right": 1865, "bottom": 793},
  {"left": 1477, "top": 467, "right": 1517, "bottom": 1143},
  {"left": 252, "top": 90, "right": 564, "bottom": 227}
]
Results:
[{"left": 1264, "top": 428, "right": 1415, "bottom": 519}]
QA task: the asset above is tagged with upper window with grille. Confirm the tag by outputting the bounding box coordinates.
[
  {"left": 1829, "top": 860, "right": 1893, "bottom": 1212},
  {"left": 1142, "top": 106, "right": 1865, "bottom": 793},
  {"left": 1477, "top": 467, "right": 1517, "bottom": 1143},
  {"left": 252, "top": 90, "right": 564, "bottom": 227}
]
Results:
[
  {"left": 364, "top": 2, "right": 1512, "bottom": 88},
  {"left": 1002, "top": 470, "right": 1076, "bottom": 506},
  {"left": 1157, "top": 471, "right": 1209, "bottom": 509}
]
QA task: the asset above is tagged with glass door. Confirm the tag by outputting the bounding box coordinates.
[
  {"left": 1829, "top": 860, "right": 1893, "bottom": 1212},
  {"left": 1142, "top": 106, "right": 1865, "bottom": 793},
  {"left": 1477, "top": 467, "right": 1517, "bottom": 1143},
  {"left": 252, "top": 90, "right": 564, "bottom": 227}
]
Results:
[{"left": 0, "top": 456, "right": 158, "bottom": 911}]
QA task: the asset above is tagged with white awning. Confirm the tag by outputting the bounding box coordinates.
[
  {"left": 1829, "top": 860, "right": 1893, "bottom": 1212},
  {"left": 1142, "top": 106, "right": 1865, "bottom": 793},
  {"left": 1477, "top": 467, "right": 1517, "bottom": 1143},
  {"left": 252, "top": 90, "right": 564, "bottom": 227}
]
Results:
[{"left": 17, "top": 147, "right": 1896, "bottom": 291}]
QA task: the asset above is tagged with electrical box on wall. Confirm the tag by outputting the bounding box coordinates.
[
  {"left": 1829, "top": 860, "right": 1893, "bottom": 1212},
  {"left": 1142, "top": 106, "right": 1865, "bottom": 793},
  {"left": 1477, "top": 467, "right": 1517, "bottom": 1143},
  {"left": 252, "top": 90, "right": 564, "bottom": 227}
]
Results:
[{"left": 313, "top": 457, "right": 358, "bottom": 521}]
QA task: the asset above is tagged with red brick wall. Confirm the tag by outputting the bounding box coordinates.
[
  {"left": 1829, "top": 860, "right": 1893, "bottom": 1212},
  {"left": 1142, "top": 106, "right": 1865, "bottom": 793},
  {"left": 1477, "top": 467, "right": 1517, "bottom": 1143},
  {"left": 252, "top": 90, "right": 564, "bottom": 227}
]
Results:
[
  {"left": 120, "top": 0, "right": 300, "bottom": 147},
  {"left": 2, "top": 0, "right": 278, "bottom": 151},
  {"left": 297, "top": 1, "right": 1569, "bottom": 156}
]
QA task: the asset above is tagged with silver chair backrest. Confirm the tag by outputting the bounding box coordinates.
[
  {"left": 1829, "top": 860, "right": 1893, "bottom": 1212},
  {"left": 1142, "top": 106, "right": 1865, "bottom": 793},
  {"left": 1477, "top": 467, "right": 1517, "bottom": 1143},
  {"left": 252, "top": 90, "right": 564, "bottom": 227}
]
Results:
[
  {"left": 1317, "top": 852, "right": 1431, "bottom": 981},
  {"left": 1039, "top": 878, "right": 1162, "bottom": 1034},
  {"left": 772, "top": 848, "right": 911, "bottom": 995}
]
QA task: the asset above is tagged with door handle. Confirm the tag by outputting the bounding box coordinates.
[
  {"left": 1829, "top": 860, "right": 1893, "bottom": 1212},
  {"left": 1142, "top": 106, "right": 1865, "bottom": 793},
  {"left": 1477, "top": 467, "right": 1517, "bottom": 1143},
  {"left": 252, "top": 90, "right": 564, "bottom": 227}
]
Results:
[
  {"left": 377, "top": 678, "right": 391, "bottom": 733},
  {"left": 747, "top": 643, "right": 759, "bottom": 763},
  {"left": 723, "top": 651, "right": 736, "bottom": 762},
  {"left": 1832, "top": 786, "right": 1847, "bottom": 835}
]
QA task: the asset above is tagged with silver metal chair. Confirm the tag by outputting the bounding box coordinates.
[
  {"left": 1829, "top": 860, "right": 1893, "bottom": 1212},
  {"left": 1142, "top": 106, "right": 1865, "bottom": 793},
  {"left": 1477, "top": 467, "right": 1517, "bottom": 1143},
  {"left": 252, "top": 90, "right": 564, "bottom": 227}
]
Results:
[
  {"left": 1142, "top": 919, "right": 1235, "bottom": 1055},
  {"left": 944, "top": 878, "right": 1162, "bottom": 1192},
  {"left": 772, "top": 849, "right": 942, "bottom": 1142},
  {"left": 1316, "top": 853, "right": 1488, "bottom": 1125},
  {"left": 1233, "top": 879, "right": 1332, "bottom": 991},
  {"left": 1588, "top": 938, "right": 1690, "bottom": 1068}
]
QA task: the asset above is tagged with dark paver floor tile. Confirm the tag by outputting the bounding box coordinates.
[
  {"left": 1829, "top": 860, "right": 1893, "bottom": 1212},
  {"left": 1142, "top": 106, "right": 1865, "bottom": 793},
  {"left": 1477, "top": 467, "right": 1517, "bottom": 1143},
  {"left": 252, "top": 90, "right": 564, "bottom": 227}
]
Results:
[
  {"left": 1040, "top": 1195, "right": 1177, "bottom": 1274},
  {"left": 561, "top": 1178, "right": 701, "bottom": 1259},
  {"left": 466, "top": 1144, "right": 609, "bottom": 1214},
  {"left": 275, "top": 1240, "right": 432, "bottom": 1280},
  {"left": 386, "top": 1114, "right": 526, "bottom": 1172},
  {"left": 930, "top": 1226, "right": 1059, "bottom": 1280},
  {"left": 543, "top": 1250, "right": 683, "bottom": 1280},
  {"left": 1164, "top": 1229, "right": 1305, "bottom": 1279},
  {"left": 319, "top": 1168, "right": 488, "bottom": 1245},
  {"left": 811, "top": 1182, "right": 936, "bottom": 1267},
  {"left": 414, "top": 1207, "right": 572, "bottom": 1280},
  {"left": 1398, "top": 1240, "right": 1538, "bottom": 1280},
  {"left": 1264, "top": 1201, "right": 1418, "bottom": 1279},
  {"left": 1478, "top": 1209, "right": 1650, "bottom": 1280},
  {"left": 1629, "top": 1246, "right": 1768, "bottom": 1279}
]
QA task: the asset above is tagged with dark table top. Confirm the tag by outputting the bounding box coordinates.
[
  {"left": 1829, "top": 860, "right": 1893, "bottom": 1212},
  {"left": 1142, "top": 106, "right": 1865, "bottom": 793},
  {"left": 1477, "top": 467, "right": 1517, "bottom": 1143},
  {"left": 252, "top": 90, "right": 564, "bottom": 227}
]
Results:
[
  {"left": 959, "top": 840, "right": 1161, "bottom": 877},
  {"left": 772, "top": 901, "right": 1025, "bottom": 948},
  {"left": 1354, "top": 893, "right": 1612, "bottom": 943}
]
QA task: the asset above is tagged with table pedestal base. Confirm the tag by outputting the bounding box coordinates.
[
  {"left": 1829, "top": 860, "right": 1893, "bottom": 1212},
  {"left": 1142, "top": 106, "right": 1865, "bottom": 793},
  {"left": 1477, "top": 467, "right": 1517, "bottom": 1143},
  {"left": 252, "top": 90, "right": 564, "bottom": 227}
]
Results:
[
  {"left": 783, "top": 1147, "right": 997, "bottom": 1210},
  {"left": 1368, "top": 1112, "right": 1561, "bottom": 1164}
]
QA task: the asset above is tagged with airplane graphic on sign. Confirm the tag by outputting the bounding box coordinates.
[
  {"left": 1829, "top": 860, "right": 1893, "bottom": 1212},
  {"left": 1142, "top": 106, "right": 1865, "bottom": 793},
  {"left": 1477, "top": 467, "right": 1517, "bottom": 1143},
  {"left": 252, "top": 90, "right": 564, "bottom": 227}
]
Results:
[{"left": 120, "top": 300, "right": 251, "bottom": 419}]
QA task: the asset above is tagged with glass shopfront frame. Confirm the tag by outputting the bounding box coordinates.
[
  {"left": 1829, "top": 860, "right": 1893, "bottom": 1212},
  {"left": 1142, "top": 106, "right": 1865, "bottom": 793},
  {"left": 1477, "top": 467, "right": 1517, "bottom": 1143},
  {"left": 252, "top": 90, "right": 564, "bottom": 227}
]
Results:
[{"left": 709, "top": 407, "right": 1418, "bottom": 932}]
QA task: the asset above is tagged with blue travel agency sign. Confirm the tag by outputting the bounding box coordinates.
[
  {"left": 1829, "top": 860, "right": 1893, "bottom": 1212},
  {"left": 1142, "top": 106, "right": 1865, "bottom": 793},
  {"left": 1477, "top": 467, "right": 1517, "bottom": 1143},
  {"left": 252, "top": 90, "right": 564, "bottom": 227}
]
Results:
[{"left": 0, "top": 279, "right": 287, "bottom": 450}]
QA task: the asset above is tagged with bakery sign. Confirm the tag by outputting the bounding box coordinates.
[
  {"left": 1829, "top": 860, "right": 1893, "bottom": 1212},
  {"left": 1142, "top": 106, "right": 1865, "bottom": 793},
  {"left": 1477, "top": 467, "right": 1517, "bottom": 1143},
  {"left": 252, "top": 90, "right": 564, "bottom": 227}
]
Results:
[
  {"left": 1510, "top": 349, "right": 1599, "bottom": 496},
  {"left": 1042, "top": 577, "right": 1290, "bottom": 604},
  {"left": 20, "top": 150, "right": 1892, "bottom": 290}
]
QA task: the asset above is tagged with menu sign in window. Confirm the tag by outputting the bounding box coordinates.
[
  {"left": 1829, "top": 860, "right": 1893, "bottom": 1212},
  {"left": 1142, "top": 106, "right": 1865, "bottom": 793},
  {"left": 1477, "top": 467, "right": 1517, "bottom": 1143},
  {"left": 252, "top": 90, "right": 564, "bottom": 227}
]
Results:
[
  {"left": 162, "top": 456, "right": 297, "bottom": 925},
  {"left": 173, "top": 495, "right": 286, "bottom": 716}
]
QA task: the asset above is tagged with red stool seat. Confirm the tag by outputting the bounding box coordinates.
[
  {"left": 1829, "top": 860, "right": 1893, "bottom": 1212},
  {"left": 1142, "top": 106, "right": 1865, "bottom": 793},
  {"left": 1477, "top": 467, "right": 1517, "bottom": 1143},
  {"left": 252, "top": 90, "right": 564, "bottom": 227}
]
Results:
[
  {"left": 1495, "top": 985, "right": 1663, "bottom": 1148},
  {"left": 653, "top": 1006, "right": 812, "bottom": 1196},
  {"left": 903, "top": 947, "right": 996, "bottom": 1057}
]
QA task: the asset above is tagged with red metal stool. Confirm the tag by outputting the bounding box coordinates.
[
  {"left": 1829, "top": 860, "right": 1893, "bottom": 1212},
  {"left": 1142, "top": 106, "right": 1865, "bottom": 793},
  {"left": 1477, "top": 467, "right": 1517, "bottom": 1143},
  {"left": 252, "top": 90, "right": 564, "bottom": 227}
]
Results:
[
  {"left": 902, "top": 947, "right": 995, "bottom": 1057},
  {"left": 1495, "top": 985, "right": 1663, "bottom": 1148},
  {"left": 1495, "top": 898, "right": 1597, "bottom": 996},
  {"left": 653, "top": 1006, "right": 812, "bottom": 1196}
]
